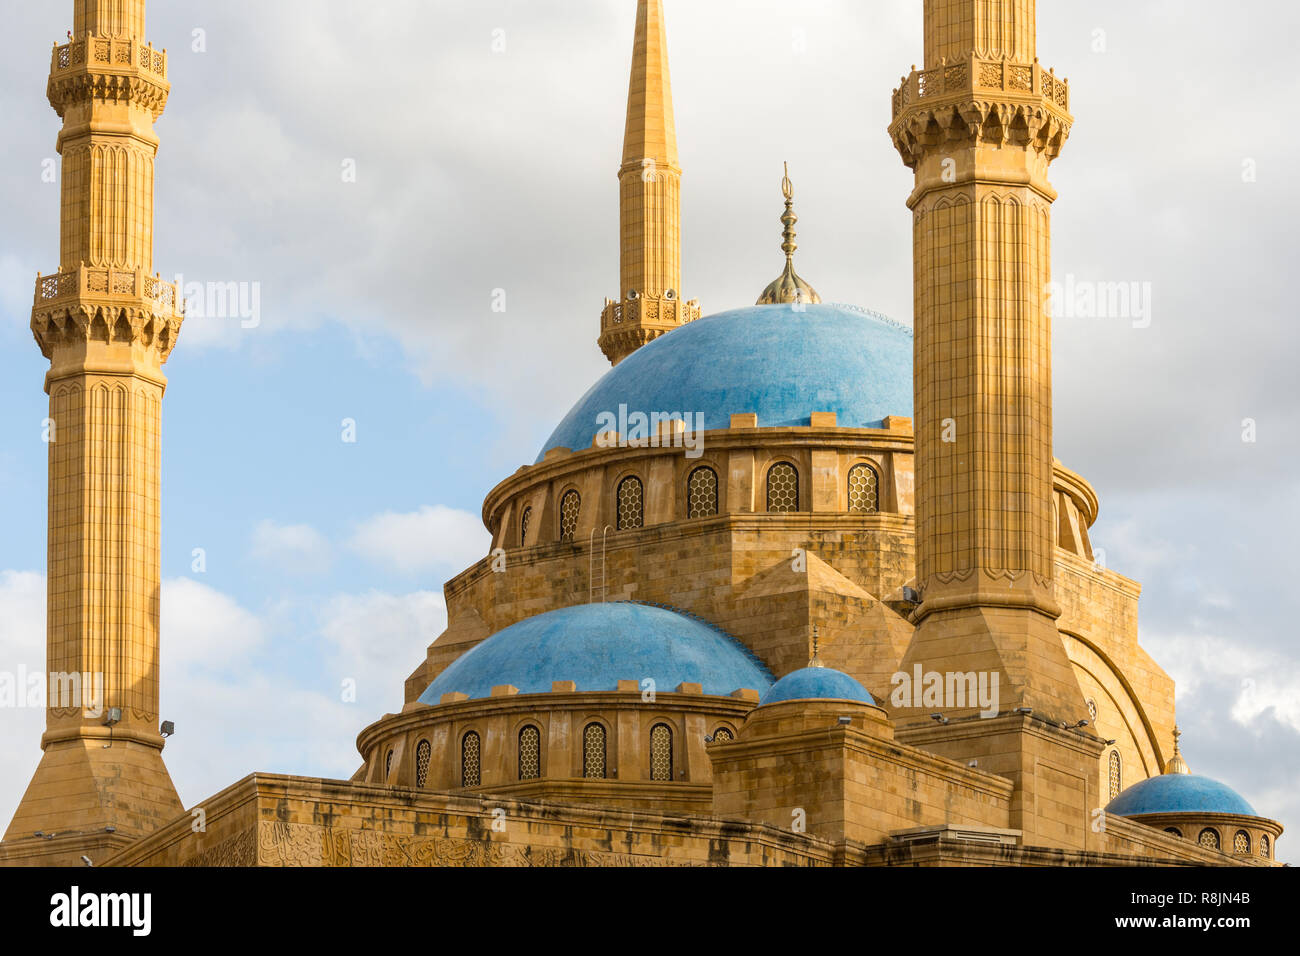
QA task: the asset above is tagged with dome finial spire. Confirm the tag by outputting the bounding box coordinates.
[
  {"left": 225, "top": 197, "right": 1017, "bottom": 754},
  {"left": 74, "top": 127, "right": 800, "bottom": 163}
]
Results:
[
  {"left": 1163, "top": 725, "right": 1191, "bottom": 775},
  {"left": 757, "top": 162, "right": 822, "bottom": 307},
  {"left": 809, "top": 625, "right": 825, "bottom": 668}
]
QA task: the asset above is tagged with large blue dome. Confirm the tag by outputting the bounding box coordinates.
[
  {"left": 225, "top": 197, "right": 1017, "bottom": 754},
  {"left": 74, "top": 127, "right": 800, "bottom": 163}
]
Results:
[
  {"left": 759, "top": 666, "right": 876, "bottom": 706},
  {"left": 539, "top": 303, "right": 913, "bottom": 461},
  {"left": 419, "top": 602, "right": 774, "bottom": 703},
  {"left": 1106, "top": 774, "right": 1258, "bottom": 818}
]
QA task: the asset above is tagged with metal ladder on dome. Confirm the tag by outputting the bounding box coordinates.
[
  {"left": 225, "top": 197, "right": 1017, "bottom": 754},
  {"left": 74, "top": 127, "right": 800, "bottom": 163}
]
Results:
[{"left": 588, "top": 525, "right": 613, "bottom": 604}]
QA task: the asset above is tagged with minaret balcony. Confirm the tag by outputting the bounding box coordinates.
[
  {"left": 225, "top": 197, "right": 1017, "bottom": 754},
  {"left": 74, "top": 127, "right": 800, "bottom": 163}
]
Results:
[
  {"left": 33, "top": 265, "right": 183, "bottom": 319},
  {"left": 51, "top": 36, "right": 167, "bottom": 80},
  {"left": 889, "top": 54, "right": 1074, "bottom": 174},
  {"left": 601, "top": 295, "right": 701, "bottom": 334},
  {"left": 891, "top": 54, "right": 1068, "bottom": 121}
]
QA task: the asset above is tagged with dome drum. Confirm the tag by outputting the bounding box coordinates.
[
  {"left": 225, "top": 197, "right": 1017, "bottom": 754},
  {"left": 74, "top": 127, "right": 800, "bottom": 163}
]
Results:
[
  {"left": 1114, "top": 811, "right": 1283, "bottom": 864},
  {"left": 358, "top": 681, "right": 755, "bottom": 813}
]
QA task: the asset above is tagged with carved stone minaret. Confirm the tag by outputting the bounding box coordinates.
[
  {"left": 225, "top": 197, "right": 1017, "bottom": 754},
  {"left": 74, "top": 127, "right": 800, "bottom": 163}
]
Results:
[
  {"left": 2, "top": 0, "right": 184, "bottom": 865},
  {"left": 598, "top": 0, "right": 699, "bottom": 366},
  {"left": 889, "top": 0, "right": 1085, "bottom": 722}
]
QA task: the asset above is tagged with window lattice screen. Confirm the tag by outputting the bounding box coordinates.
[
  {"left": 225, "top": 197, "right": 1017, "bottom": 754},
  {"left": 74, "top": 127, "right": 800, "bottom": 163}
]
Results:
[
  {"left": 461, "top": 731, "right": 481, "bottom": 788},
  {"left": 583, "top": 723, "right": 606, "bottom": 779},
  {"left": 847, "top": 464, "right": 879, "bottom": 513},
  {"left": 767, "top": 463, "right": 799, "bottom": 513},
  {"left": 650, "top": 724, "right": 673, "bottom": 781},
  {"left": 519, "top": 725, "right": 541, "bottom": 781},
  {"left": 415, "top": 739, "right": 431, "bottom": 788},
  {"left": 559, "top": 491, "right": 581, "bottom": 541},
  {"left": 687, "top": 467, "right": 719, "bottom": 518},
  {"left": 617, "top": 476, "right": 644, "bottom": 530}
]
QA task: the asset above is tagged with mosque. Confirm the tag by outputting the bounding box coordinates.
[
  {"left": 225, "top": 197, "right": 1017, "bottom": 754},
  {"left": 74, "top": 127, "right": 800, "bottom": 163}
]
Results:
[{"left": 0, "top": 0, "right": 1285, "bottom": 867}]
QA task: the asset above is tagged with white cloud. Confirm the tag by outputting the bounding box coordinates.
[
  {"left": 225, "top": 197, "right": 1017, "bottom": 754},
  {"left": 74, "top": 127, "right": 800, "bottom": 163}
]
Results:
[
  {"left": 0, "top": 570, "right": 43, "bottom": 662},
  {"left": 349, "top": 505, "right": 489, "bottom": 575},
  {"left": 249, "top": 519, "right": 332, "bottom": 575},
  {"left": 0, "top": 571, "right": 48, "bottom": 833},
  {"left": 161, "top": 576, "right": 266, "bottom": 672},
  {"left": 157, "top": 581, "right": 438, "bottom": 807},
  {"left": 0, "top": 572, "right": 427, "bottom": 819},
  {"left": 317, "top": 589, "right": 447, "bottom": 714},
  {"left": 1141, "top": 630, "right": 1300, "bottom": 735},
  {"left": 0, "top": 255, "right": 32, "bottom": 330}
]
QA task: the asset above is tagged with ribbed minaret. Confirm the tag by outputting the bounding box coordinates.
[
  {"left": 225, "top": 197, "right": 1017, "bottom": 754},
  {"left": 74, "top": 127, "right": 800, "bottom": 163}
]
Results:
[
  {"left": 598, "top": 0, "right": 699, "bottom": 366},
  {"left": 2, "top": 0, "right": 184, "bottom": 866},
  {"left": 888, "top": 0, "right": 1086, "bottom": 722}
]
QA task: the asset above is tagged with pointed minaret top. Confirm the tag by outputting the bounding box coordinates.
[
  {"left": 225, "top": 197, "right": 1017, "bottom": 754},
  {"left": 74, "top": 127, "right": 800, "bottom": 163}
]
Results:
[
  {"left": 599, "top": 0, "right": 699, "bottom": 366},
  {"left": 623, "top": 0, "right": 679, "bottom": 171}
]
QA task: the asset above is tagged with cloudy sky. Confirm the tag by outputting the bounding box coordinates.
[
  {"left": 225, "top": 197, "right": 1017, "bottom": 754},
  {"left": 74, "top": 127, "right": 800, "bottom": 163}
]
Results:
[{"left": 0, "top": 0, "right": 1296, "bottom": 863}]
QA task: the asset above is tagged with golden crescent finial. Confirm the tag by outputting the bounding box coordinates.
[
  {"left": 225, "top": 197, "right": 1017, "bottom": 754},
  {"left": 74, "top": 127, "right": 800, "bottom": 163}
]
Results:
[{"left": 781, "top": 161, "right": 793, "bottom": 202}]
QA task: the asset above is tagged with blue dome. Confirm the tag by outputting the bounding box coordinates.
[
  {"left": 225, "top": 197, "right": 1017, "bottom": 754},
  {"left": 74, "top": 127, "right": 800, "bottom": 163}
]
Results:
[
  {"left": 759, "top": 666, "right": 876, "bottom": 706},
  {"left": 1106, "top": 774, "right": 1258, "bottom": 818},
  {"left": 539, "top": 303, "right": 913, "bottom": 461},
  {"left": 419, "top": 602, "right": 774, "bottom": 703}
]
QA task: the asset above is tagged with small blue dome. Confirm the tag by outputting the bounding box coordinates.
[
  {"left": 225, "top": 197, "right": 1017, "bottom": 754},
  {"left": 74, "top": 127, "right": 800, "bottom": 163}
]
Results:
[
  {"left": 419, "top": 602, "right": 774, "bottom": 703},
  {"left": 759, "top": 666, "right": 876, "bottom": 706},
  {"left": 539, "top": 303, "right": 913, "bottom": 461},
  {"left": 1106, "top": 774, "right": 1258, "bottom": 818}
]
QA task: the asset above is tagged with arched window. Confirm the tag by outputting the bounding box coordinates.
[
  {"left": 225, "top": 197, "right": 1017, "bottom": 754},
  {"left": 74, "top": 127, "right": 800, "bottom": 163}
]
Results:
[
  {"left": 1108, "top": 750, "right": 1122, "bottom": 801},
  {"left": 687, "top": 466, "right": 719, "bottom": 518},
  {"left": 582, "top": 723, "right": 607, "bottom": 779},
  {"left": 650, "top": 723, "right": 673, "bottom": 781},
  {"left": 1234, "top": 831, "right": 1251, "bottom": 855},
  {"left": 518, "top": 725, "right": 541, "bottom": 781},
  {"left": 766, "top": 462, "right": 799, "bottom": 513},
  {"left": 520, "top": 506, "right": 532, "bottom": 547},
  {"left": 461, "top": 731, "right": 481, "bottom": 788},
  {"left": 1163, "top": 827, "right": 1183, "bottom": 838},
  {"left": 1198, "top": 828, "right": 1221, "bottom": 851},
  {"left": 847, "top": 463, "right": 880, "bottom": 513},
  {"left": 712, "top": 727, "right": 734, "bottom": 743},
  {"left": 559, "top": 490, "right": 581, "bottom": 541},
  {"left": 384, "top": 749, "right": 394, "bottom": 779},
  {"left": 617, "top": 476, "right": 644, "bottom": 530},
  {"left": 415, "top": 739, "right": 431, "bottom": 789},
  {"left": 1262, "top": 834, "right": 1271, "bottom": 858}
]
